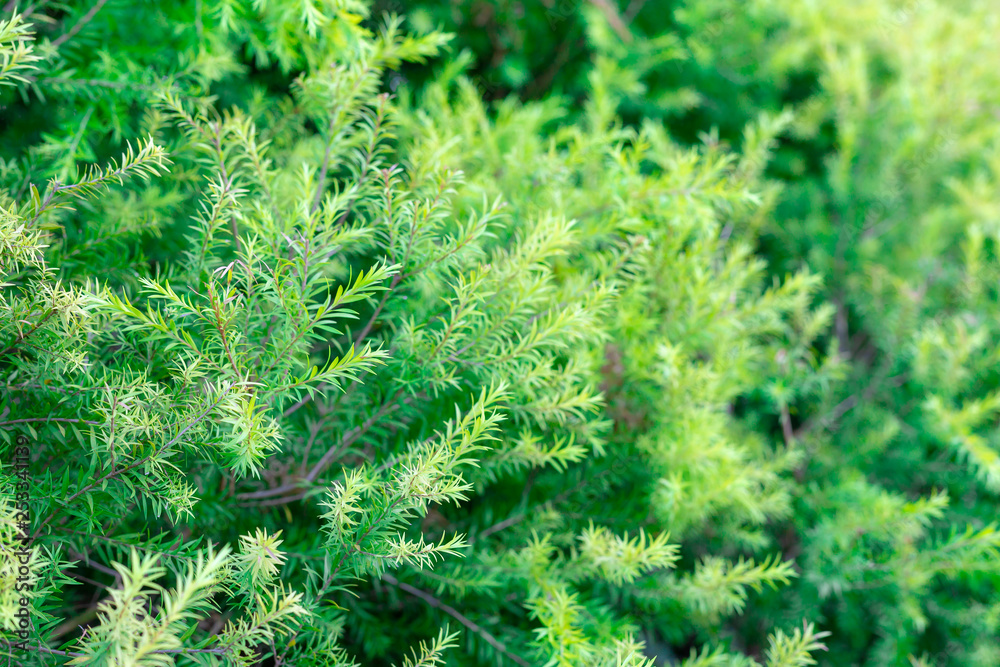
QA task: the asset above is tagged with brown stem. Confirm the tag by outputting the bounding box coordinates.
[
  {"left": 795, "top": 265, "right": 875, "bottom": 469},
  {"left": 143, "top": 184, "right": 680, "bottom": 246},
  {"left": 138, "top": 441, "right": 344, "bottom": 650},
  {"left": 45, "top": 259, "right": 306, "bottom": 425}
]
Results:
[
  {"left": 381, "top": 573, "right": 529, "bottom": 667},
  {"left": 0, "top": 308, "right": 56, "bottom": 358},
  {"left": 0, "top": 416, "right": 101, "bottom": 428},
  {"left": 310, "top": 114, "right": 340, "bottom": 215},
  {"left": 587, "top": 0, "right": 632, "bottom": 42},
  {"left": 209, "top": 286, "right": 242, "bottom": 379},
  {"left": 238, "top": 391, "right": 415, "bottom": 501},
  {"left": 34, "top": 390, "right": 231, "bottom": 538},
  {"left": 780, "top": 403, "right": 794, "bottom": 447},
  {"left": 33, "top": 455, "right": 151, "bottom": 538},
  {"left": 353, "top": 274, "right": 401, "bottom": 346},
  {"left": 51, "top": 0, "right": 109, "bottom": 48}
]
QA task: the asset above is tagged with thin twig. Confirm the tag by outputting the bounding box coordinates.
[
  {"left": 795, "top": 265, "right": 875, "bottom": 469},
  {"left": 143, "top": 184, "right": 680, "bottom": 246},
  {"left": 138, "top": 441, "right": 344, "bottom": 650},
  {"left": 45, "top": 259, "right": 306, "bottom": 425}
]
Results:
[
  {"left": 623, "top": 0, "right": 649, "bottom": 22},
  {"left": 792, "top": 373, "right": 906, "bottom": 440},
  {"left": 1, "top": 637, "right": 229, "bottom": 657},
  {"left": 0, "top": 308, "right": 56, "bottom": 358},
  {"left": 353, "top": 274, "right": 400, "bottom": 346},
  {"left": 51, "top": 0, "right": 109, "bottom": 49},
  {"left": 587, "top": 0, "right": 632, "bottom": 42},
  {"left": 2, "top": 642, "right": 83, "bottom": 657},
  {"left": 0, "top": 417, "right": 101, "bottom": 428},
  {"left": 310, "top": 112, "right": 341, "bottom": 215},
  {"left": 238, "top": 391, "right": 417, "bottom": 501},
  {"left": 779, "top": 403, "right": 794, "bottom": 447},
  {"left": 475, "top": 467, "right": 614, "bottom": 543},
  {"left": 381, "top": 573, "right": 529, "bottom": 667},
  {"left": 34, "top": 390, "right": 232, "bottom": 537}
]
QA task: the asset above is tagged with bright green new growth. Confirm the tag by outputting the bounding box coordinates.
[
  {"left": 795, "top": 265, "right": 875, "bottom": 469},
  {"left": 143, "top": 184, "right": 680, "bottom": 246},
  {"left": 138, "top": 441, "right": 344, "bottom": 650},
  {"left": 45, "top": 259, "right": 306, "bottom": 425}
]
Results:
[
  {"left": 394, "top": 0, "right": 1000, "bottom": 663},
  {"left": 0, "top": 3, "right": 825, "bottom": 665},
  {"left": 21, "top": 0, "right": 1000, "bottom": 665}
]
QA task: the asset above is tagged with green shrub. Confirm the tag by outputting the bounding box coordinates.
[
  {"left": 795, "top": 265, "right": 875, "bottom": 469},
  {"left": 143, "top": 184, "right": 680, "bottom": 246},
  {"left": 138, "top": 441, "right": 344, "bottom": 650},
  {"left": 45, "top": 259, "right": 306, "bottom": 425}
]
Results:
[
  {"left": 8, "top": 0, "right": 999, "bottom": 665},
  {"left": 402, "top": 1, "right": 1000, "bottom": 665},
  {"left": 1, "top": 3, "right": 828, "bottom": 666},
  {"left": 396, "top": 56, "right": 840, "bottom": 665}
]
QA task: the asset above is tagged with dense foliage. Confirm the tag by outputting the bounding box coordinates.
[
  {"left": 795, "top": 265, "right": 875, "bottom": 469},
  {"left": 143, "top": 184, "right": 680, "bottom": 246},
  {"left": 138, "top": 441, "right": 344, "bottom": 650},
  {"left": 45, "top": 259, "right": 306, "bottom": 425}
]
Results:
[
  {"left": 403, "top": 1, "right": 1000, "bottom": 665},
  {"left": 1, "top": 1, "right": 998, "bottom": 667}
]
